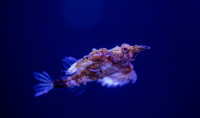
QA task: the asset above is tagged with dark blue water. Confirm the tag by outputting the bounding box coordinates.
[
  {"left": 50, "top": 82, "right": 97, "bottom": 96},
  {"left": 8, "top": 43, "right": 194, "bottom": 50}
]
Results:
[{"left": 1, "top": 0, "right": 200, "bottom": 118}]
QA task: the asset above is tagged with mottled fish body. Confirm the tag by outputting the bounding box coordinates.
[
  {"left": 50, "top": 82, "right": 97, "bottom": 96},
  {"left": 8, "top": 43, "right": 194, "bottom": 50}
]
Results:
[{"left": 33, "top": 43, "right": 150, "bottom": 97}]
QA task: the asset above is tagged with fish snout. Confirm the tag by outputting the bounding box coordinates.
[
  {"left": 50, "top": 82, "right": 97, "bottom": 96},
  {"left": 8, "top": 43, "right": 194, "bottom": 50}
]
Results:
[{"left": 139, "top": 45, "right": 151, "bottom": 51}]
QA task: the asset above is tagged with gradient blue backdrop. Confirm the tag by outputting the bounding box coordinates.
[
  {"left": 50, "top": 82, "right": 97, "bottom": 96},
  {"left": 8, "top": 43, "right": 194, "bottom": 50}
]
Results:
[{"left": 1, "top": 0, "right": 200, "bottom": 118}]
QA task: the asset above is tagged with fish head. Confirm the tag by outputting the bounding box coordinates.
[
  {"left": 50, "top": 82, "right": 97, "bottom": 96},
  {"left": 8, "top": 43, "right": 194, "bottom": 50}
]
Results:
[{"left": 121, "top": 43, "right": 150, "bottom": 61}]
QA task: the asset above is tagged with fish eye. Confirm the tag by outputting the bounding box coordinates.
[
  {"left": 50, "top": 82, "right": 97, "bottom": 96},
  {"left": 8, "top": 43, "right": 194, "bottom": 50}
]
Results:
[{"left": 123, "top": 48, "right": 129, "bottom": 53}]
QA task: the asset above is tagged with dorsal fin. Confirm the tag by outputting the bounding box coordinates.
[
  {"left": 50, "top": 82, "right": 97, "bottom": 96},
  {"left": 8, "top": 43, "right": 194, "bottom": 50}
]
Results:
[{"left": 62, "top": 56, "right": 78, "bottom": 69}]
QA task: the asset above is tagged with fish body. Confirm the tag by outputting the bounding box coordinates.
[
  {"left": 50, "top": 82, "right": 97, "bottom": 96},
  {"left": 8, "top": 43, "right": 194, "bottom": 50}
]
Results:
[{"left": 33, "top": 43, "right": 150, "bottom": 97}]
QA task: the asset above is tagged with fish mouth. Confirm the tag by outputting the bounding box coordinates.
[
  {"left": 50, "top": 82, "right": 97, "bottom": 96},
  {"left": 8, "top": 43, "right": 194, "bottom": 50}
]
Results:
[
  {"left": 139, "top": 45, "right": 151, "bottom": 51},
  {"left": 133, "top": 45, "right": 151, "bottom": 52}
]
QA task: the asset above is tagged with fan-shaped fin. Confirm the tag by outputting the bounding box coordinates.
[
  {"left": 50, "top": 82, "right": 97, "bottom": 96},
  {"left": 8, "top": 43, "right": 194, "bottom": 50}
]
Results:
[
  {"left": 68, "top": 84, "right": 86, "bottom": 95},
  {"left": 62, "top": 56, "right": 78, "bottom": 69},
  {"left": 33, "top": 71, "right": 53, "bottom": 97}
]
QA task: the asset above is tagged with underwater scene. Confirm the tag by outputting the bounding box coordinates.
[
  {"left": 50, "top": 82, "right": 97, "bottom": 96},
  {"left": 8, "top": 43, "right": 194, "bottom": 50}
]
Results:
[{"left": 2, "top": 0, "right": 200, "bottom": 118}]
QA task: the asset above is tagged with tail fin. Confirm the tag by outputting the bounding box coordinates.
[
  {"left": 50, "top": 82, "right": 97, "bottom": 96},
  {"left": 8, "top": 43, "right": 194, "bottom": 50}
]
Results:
[{"left": 33, "top": 71, "right": 53, "bottom": 97}]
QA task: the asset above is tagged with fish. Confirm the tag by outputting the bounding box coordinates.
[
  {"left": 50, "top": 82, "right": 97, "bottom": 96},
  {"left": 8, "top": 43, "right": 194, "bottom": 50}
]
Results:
[{"left": 33, "top": 43, "right": 150, "bottom": 97}]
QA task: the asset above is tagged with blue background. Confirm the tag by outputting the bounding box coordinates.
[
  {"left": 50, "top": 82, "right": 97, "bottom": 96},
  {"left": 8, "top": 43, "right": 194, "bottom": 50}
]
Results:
[{"left": 1, "top": 0, "right": 200, "bottom": 118}]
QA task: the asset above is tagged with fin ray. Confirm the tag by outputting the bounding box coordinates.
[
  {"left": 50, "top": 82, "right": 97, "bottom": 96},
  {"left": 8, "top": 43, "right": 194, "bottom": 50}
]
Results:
[
  {"left": 33, "top": 71, "right": 53, "bottom": 97},
  {"left": 62, "top": 56, "right": 78, "bottom": 69},
  {"left": 33, "top": 72, "right": 51, "bottom": 82},
  {"left": 68, "top": 84, "right": 86, "bottom": 95}
]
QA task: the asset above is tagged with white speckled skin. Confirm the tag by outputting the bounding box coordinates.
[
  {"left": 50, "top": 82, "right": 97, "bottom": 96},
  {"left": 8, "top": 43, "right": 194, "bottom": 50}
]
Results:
[{"left": 98, "top": 70, "right": 137, "bottom": 87}]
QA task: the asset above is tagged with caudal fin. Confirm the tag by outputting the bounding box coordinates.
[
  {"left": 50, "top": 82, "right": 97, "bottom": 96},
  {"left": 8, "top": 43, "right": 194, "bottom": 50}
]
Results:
[{"left": 33, "top": 71, "right": 53, "bottom": 97}]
